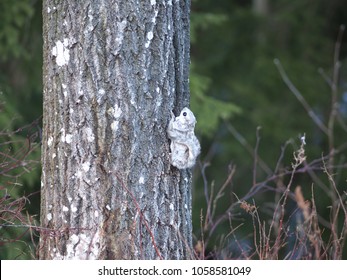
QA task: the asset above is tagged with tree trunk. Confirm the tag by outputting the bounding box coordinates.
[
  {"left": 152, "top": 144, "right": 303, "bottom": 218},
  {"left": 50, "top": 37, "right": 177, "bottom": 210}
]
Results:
[
  {"left": 40, "top": 0, "right": 192, "bottom": 260},
  {"left": 252, "top": 0, "right": 269, "bottom": 16}
]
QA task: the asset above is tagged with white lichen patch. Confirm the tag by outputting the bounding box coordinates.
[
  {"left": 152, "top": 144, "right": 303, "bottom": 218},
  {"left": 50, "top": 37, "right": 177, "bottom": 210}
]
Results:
[
  {"left": 152, "top": 9, "right": 159, "bottom": 23},
  {"left": 70, "top": 234, "right": 80, "bottom": 244},
  {"left": 51, "top": 38, "right": 70, "bottom": 67},
  {"left": 82, "top": 162, "right": 90, "bottom": 172},
  {"left": 47, "top": 136, "right": 53, "bottom": 147},
  {"left": 139, "top": 176, "right": 145, "bottom": 184},
  {"left": 119, "top": 20, "right": 127, "bottom": 32},
  {"left": 75, "top": 170, "right": 82, "bottom": 179},
  {"left": 60, "top": 128, "right": 68, "bottom": 143},
  {"left": 86, "top": 12, "right": 94, "bottom": 32},
  {"left": 71, "top": 205, "right": 78, "bottom": 213},
  {"left": 111, "top": 121, "right": 119, "bottom": 132},
  {"left": 107, "top": 104, "right": 122, "bottom": 119},
  {"left": 62, "top": 206, "right": 69, "bottom": 212},
  {"left": 151, "top": 0, "right": 156, "bottom": 5},
  {"left": 51, "top": 250, "right": 63, "bottom": 260},
  {"left": 65, "top": 134, "right": 73, "bottom": 144},
  {"left": 94, "top": 210, "right": 99, "bottom": 218},
  {"left": 114, "top": 20, "right": 127, "bottom": 49},
  {"left": 145, "top": 31, "right": 154, "bottom": 48},
  {"left": 85, "top": 127, "right": 95, "bottom": 143},
  {"left": 114, "top": 105, "right": 122, "bottom": 118},
  {"left": 107, "top": 107, "right": 113, "bottom": 116},
  {"left": 65, "top": 234, "right": 80, "bottom": 259},
  {"left": 130, "top": 96, "right": 136, "bottom": 106},
  {"left": 169, "top": 204, "right": 174, "bottom": 225},
  {"left": 47, "top": 213, "right": 52, "bottom": 221},
  {"left": 108, "top": 104, "right": 122, "bottom": 132},
  {"left": 65, "top": 231, "right": 100, "bottom": 259}
]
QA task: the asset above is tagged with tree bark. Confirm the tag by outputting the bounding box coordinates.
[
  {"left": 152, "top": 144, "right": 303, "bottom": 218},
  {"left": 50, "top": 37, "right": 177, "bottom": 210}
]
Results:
[
  {"left": 40, "top": 0, "right": 192, "bottom": 260},
  {"left": 252, "top": 0, "right": 269, "bottom": 16}
]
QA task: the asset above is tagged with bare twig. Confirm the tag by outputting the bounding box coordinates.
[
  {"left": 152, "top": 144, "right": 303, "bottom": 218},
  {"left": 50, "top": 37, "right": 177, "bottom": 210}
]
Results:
[{"left": 274, "top": 58, "right": 329, "bottom": 135}]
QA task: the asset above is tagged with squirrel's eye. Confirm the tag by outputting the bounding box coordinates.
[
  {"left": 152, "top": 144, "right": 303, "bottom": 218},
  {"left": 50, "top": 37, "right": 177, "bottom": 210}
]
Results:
[{"left": 183, "top": 112, "right": 187, "bottom": 116}]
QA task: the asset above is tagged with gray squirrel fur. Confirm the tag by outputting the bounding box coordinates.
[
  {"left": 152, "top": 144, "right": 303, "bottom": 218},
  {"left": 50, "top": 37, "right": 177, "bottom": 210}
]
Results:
[{"left": 167, "top": 107, "right": 201, "bottom": 169}]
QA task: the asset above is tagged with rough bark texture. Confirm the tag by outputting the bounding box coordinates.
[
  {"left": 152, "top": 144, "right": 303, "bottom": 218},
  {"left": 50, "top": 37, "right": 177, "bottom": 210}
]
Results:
[{"left": 40, "top": 0, "right": 192, "bottom": 260}]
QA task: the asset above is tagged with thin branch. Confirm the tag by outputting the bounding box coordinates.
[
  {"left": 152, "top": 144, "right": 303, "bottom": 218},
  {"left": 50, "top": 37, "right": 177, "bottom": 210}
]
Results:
[
  {"left": 253, "top": 127, "right": 262, "bottom": 186},
  {"left": 225, "top": 121, "right": 272, "bottom": 175},
  {"left": 274, "top": 58, "right": 329, "bottom": 135}
]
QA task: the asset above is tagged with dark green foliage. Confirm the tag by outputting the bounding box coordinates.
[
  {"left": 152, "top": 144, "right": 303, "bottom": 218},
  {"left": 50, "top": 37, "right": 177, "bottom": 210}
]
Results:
[
  {"left": 0, "top": 0, "right": 42, "bottom": 259},
  {"left": 191, "top": 0, "right": 347, "bottom": 259},
  {"left": 0, "top": 0, "right": 34, "bottom": 60}
]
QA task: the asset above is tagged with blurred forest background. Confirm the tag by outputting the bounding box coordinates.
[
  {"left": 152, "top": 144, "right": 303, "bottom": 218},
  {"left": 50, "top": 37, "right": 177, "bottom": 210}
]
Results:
[{"left": 1, "top": 0, "right": 347, "bottom": 259}]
